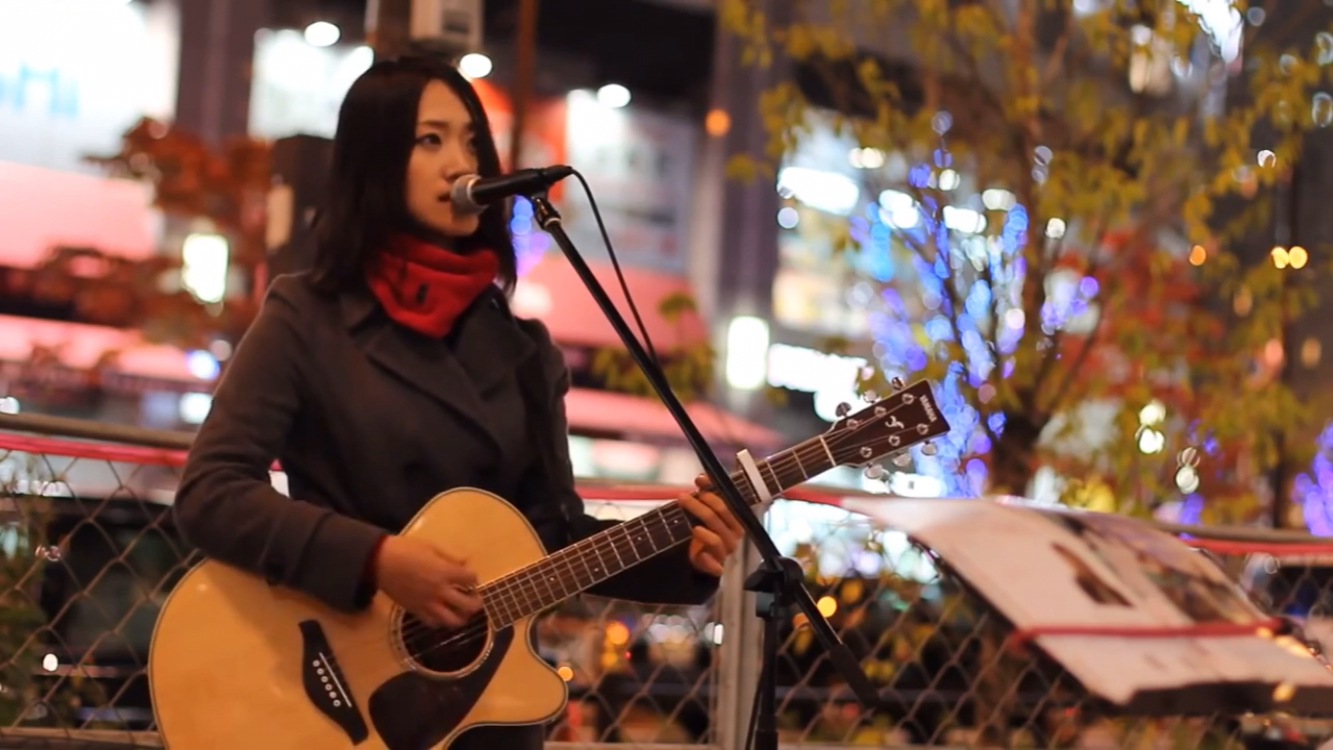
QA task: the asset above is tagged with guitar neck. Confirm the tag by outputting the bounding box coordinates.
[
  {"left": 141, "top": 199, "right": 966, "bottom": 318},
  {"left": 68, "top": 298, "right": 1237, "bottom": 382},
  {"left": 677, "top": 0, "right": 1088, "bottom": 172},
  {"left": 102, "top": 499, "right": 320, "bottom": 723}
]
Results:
[{"left": 478, "top": 435, "right": 836, "bottom": 627}]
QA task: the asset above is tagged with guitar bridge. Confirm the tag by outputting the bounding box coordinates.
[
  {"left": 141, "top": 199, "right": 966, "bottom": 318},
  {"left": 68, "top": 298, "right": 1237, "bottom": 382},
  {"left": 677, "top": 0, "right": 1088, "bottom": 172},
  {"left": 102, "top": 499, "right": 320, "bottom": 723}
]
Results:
[{"left": 299, "top": 619, "right": 369, "bottom": 743}]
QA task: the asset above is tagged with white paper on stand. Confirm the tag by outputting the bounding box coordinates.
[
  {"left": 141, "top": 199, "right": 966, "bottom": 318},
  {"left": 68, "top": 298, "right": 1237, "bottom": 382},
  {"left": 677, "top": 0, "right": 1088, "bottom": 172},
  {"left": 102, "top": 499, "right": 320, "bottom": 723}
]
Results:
[{"left": 860, "top": 498, "right": 1333, "bottom": 709}]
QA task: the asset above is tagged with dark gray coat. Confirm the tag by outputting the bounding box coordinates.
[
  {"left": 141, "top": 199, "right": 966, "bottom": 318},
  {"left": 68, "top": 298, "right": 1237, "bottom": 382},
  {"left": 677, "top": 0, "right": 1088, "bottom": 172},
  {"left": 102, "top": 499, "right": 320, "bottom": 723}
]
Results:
[{"left": 173, "top": 274, "right": 716, "bottom": 746}]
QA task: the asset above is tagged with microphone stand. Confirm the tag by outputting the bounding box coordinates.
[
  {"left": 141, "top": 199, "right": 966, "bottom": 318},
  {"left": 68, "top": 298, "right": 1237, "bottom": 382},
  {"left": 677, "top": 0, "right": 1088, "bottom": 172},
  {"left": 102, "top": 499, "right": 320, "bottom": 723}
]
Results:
[{"left": 527, "top": 191, "right": 879, "bottom": 750}]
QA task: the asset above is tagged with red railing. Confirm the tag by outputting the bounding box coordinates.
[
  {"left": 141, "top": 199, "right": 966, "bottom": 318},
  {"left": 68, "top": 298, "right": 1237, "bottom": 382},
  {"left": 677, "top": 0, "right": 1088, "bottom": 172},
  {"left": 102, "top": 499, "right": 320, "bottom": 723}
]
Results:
[{"left": 3, "top": 413, "right": 1333, "bottom": 749}]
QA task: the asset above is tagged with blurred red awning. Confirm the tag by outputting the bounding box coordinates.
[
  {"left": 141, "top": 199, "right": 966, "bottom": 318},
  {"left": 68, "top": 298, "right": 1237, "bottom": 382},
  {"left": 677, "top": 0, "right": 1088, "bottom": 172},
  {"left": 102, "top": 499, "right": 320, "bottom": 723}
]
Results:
[
  {"left": 0, "top": 161, "right": 157, "bottom": 266},
  {"left": 512, "top": 253, "right": 707, "bottom": 349},
  {"left": 0, "top": 314, "right": 205, "bottom": 384}
]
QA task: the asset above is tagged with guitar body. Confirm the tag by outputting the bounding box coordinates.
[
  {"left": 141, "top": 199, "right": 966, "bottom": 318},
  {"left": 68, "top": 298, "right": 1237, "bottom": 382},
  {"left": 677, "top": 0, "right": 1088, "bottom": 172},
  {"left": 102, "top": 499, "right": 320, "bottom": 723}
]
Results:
[{"left": 149, "top": 488, "right": 568, "bottom": 750}]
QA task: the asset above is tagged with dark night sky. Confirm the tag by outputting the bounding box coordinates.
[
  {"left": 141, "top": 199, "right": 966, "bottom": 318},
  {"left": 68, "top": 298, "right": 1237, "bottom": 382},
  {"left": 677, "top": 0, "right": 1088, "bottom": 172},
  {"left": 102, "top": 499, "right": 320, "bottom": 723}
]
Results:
[{"left": 303, "top": 0, "right": 717, "bottom": 104}]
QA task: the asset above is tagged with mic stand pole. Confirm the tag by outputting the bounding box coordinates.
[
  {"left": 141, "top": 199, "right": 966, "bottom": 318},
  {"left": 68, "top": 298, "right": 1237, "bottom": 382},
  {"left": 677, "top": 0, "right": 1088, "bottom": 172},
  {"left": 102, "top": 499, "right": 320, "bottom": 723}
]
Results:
[{"left": 528, "top": 192, "right": 879, "bottom": 750}]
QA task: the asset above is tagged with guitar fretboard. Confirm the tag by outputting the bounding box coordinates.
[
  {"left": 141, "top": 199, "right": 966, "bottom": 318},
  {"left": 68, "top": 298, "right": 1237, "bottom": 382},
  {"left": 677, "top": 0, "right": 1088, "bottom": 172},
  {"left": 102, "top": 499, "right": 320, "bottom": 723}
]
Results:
[{"left": 477, "top": 434, "right": 837, "bottom": 626}]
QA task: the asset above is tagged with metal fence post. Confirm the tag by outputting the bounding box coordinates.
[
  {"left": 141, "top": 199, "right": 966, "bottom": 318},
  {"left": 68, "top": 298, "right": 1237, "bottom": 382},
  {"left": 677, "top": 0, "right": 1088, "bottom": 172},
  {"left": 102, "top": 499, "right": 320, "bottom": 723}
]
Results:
[{"left": 716, "top": 539, "right": 763, "bottom": 750}]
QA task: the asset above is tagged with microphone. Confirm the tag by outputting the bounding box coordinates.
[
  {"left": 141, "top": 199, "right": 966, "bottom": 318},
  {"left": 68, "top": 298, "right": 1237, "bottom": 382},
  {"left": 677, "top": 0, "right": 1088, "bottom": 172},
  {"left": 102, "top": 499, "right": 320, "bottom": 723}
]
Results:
[{"left": 450, "top": 165, "right": 575, "bottom": 215}]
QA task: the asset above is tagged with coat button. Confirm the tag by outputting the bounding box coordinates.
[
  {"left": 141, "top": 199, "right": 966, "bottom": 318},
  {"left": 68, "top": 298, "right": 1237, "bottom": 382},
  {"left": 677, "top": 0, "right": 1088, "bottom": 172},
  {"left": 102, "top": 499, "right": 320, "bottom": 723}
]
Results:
[{"left": 263, "top": 559, "right": 283, "bottom": 585}]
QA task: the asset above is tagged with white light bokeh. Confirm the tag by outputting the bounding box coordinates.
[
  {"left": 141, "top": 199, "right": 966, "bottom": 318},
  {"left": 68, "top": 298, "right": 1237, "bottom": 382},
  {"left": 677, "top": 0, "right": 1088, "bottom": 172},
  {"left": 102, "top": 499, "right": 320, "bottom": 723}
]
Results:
[
  {"left": 596, "top": 83, "right": 631, "bottom": 108},
  {"left": 458, "top": 52, "right": 492, "bottom": 79},
  {"left": 302, "top": 21, "right": 340, "bottom": 48}
]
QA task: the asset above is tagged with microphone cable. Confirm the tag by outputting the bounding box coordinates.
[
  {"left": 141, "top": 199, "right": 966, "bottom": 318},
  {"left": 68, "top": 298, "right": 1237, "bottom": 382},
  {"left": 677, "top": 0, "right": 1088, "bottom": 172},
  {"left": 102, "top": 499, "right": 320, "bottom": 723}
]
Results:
[{"left": 567, "top": 169, "right": 662, "bottom": 366}]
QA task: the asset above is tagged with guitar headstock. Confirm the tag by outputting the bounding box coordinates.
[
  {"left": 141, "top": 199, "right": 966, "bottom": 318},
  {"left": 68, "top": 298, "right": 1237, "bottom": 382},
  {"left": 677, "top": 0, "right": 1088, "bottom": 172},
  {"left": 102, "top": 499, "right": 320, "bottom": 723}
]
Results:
[{"left": 825, "top": 379, "right": 951, "bottom": 468}]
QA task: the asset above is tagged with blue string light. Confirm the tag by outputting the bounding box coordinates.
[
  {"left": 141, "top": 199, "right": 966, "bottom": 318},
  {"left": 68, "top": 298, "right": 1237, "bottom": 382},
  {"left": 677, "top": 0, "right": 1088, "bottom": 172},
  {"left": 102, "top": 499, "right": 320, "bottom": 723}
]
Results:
[
  {"left": 510, "top": 197, "right": 549, "bottom": 276},
  {"left": 1295, "top": 421, "right": 1333, "bottom": 535}
]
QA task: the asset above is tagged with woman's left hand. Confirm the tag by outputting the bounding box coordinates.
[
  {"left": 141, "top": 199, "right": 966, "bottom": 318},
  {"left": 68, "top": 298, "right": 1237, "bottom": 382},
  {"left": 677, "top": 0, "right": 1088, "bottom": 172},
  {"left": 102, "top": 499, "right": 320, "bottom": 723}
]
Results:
[{"left": 679, "top": 474, "right": 746, "bottom": 576}]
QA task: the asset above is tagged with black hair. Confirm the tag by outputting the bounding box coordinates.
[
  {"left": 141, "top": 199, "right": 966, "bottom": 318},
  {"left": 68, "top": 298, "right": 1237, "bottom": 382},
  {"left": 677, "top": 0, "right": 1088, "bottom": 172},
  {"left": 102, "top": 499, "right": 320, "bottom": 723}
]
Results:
[{"left": 309, "top": 55, "right": 516, "bottom": 294}]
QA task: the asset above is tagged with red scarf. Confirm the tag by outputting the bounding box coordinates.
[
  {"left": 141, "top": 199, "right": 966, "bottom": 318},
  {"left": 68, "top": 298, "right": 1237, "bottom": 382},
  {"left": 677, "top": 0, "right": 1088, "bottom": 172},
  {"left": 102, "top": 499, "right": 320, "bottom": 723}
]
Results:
[{"left": 366, "top": 234, "right": 500, "bottom": 337}]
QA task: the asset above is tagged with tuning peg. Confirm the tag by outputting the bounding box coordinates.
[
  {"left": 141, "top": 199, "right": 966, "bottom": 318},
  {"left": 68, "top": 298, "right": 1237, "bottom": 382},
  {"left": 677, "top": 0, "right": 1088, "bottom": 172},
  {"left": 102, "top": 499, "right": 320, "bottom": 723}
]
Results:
[
  {"left": 891, "top": 377, "right": 906, "bottom": 391},
  {"left": 921, "top": 442, "right": 937, "bottom": 456},
  {"left": 863, "top": 464, "right": 887, "bottom": 481},
  {"left": 892, "top": 453, "right": 912, "bottom": 467},
  {"left": 862, "top": 389, "right": 878, "bottom": 403},
  {"left": 835, "top": 402, "right": 852, "bottom": 417}
]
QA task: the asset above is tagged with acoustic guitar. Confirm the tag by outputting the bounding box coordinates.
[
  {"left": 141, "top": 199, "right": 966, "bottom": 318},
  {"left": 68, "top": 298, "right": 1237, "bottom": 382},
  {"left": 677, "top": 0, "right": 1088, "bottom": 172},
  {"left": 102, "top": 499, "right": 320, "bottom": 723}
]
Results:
[{"left": 148, "top": 380, "right": 949, "bottom": 749}]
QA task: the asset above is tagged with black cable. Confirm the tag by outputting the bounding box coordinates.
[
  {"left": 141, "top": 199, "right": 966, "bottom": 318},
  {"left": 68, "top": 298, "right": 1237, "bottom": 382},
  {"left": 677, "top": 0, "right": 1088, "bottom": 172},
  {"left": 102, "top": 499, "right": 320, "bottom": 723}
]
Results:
[{"left": 569, "top": 170, "right": 661, "bottom": 365}]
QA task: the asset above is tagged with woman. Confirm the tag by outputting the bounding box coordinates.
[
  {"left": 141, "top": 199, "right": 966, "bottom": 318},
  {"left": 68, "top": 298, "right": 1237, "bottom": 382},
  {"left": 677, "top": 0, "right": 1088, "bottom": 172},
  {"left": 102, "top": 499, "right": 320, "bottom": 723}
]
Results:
[{"left": 173, "top": 55, "right": 743, "bottom": 749}]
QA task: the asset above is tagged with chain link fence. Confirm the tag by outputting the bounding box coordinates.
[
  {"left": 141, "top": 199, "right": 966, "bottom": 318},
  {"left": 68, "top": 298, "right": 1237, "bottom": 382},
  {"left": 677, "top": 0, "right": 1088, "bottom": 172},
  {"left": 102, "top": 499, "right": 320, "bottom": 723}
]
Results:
[{"left": 2, "top": 415, "right": 1333, "bottom": 749}]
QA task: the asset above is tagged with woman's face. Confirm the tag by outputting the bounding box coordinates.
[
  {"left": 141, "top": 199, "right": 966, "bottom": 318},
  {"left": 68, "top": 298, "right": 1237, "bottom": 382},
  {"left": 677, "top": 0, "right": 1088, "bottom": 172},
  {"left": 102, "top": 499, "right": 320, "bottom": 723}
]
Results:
[{"left": 405, "top": 80, "right": 481, "bottom": 239}]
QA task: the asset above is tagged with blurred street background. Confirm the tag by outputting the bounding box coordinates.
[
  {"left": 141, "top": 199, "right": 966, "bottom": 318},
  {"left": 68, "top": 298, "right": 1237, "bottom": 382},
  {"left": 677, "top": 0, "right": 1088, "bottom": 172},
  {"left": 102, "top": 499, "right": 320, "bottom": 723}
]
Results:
[{"left": 7, "top": 0, "right": 1333, "bottom": 747}]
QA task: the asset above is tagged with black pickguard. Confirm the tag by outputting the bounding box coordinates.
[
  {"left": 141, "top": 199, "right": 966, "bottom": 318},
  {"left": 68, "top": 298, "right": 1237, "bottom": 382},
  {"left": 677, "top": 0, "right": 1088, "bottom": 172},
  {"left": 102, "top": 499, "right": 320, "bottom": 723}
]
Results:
[{"left": 367, "top": 626, "right": 514, "bottom": 750}]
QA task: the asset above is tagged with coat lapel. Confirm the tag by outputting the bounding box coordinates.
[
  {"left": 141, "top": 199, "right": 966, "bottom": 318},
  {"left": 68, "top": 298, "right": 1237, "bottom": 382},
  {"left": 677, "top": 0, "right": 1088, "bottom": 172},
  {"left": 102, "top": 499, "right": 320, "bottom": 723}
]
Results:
[{"left": 340, "top": 287, "right": 537, "bottom": 454}]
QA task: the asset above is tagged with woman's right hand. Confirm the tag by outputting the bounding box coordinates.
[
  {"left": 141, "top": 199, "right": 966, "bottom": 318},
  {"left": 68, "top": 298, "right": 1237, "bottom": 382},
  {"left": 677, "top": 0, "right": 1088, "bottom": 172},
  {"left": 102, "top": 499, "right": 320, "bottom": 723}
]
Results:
[{"left": 373, "top": 535, "right": 483, "bottom": 628}]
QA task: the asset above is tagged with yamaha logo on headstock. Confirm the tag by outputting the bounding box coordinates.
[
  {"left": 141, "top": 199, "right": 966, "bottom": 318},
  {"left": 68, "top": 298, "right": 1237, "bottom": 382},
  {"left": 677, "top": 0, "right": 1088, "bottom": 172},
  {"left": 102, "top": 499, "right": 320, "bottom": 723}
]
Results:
[{"left": 919, "top": 393, "right": 939, "bottom": 424}]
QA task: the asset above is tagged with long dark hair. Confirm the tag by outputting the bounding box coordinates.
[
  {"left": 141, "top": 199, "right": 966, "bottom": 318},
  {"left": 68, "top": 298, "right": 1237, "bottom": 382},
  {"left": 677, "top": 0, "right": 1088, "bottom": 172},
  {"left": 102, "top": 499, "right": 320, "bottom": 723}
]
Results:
[{"left": 309, "top": 55, "right": 517, "bottom": 294}]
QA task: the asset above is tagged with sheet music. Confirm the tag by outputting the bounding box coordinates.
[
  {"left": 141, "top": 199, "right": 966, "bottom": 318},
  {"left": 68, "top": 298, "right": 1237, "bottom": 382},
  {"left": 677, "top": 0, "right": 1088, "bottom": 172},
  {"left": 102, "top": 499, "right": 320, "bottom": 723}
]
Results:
[{"left": 862, "top": 499, "right": 1333, "bottom": 707}]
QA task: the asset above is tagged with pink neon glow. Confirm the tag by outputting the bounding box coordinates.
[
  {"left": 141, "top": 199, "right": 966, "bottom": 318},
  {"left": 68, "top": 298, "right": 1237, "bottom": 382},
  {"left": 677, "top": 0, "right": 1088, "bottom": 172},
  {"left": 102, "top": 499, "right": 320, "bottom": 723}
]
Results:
[
  {"left": 515, "top": 254, "right": 707, "bottom": 348},
  {"left": 0, "top": 314, "right": 203, "bottom": 383},
  {"left": 0, "top": 161, "right": 158, "bottom": 267}
]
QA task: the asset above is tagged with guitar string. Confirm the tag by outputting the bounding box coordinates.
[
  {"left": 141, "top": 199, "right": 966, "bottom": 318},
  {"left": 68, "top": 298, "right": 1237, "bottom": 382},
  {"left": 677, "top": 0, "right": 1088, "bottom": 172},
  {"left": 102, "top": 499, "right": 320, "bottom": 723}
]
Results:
[
  {"left": 339, "top": 440, "right": 799, "bottom": 658},
  {"left": 426, "top": 421, "right": 841, "bottom": 631},
  {"left": 427, "top": 396, "right": 928, "bottom": 635},
  {"left": 398, "top": 411, "right": 931, "bottom": 661},
  {"left": 395, "top": 401, "right": 926, "bottom": 656},
  {"left": 393, "top": 401, "right": 929, "bottom": 657},
  {"left": 398, "top": 437, "right": 808, "bottom": 647},
  {"left": 378, "top": 400, "right": 933, "bottom": 659}
]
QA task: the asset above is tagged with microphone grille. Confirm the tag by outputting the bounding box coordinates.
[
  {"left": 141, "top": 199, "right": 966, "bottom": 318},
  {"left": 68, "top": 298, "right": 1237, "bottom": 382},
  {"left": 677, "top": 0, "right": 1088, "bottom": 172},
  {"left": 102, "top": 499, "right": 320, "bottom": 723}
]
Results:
[{"left": 450, "top": 174, "right": 485, "bottom": 215}]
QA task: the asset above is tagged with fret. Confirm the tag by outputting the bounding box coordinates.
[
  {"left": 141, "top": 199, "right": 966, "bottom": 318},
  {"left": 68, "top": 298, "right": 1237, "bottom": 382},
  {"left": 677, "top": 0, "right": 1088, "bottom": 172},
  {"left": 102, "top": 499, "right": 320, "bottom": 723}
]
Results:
[
  {"left": 533, "top": 560, "right": 561, "bottom": 610},
  {"left": 486, "top": 580, "right": 508, "bottom": 624},
  {"left": 664, "top": 508, "right": 693, "bottom": 544},
  {"left": 621, "top": 524, "right": 645, "bottom": 565},
  {"left": 480, "top": 588, "right": 504, "bottom": 624},
  {"left": 727, "top": 469, "right": 757, "bottom": 508},
  {"left": 608, "top": 529, "right": 628, "bottom": 570},
  {"left": 587, "top": 536, "right": 611, "bottom": 581},
  {"left": 500, "top": 588, "right": 519, "bottom": 624},
  {"left": 815, "top": 435, "right": 837, "bottom": 468},
  {"left": 637, "top": 516, "right": 661, "bottom": 556},
  {"left": 553, "top": 552, "right": 580, "bottom": 602},
  {"left": 760, "top": 459, "right": 782, "bottom": 496},
  {"left": 519, "top": 567, "right": 541, "bottom": 612},
  {"left": 645, "top": 511, "right": 675, "bottom": 553},
  {"left": 572, "top": 538, "right": 597, "bottom": 590},
  {"left": 482, "top": 579, "right": 515, "bottom": 627},
  {"left": 546, "top": 558, "right": 572, "bottom": 602},
  {"left": 789, "top": 447, "right": 808, "bottom": 479}
]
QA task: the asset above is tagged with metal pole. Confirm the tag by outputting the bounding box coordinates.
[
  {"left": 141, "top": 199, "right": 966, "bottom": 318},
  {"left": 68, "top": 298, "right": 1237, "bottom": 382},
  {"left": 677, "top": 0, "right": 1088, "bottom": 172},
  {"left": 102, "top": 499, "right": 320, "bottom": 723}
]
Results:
[
  {"left": 508, "top": 0, "right": 539, "bottom": 170},
  {"left": 1272, "top": 165, "right": 1300, "bottom": 529},
  {"left": 366, "top": 0, "right": 414, "bottom": 60},
  {"left": 717, "top": 541, "right": 760, "bottom": 750}
]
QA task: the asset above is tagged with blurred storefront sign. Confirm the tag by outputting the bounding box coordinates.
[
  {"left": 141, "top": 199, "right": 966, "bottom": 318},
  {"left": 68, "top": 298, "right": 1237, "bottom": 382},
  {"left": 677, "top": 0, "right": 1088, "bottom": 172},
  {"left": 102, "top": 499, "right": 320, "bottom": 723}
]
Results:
[
  {"left": 471, "top": 81, "right": 567, "bottom": 183},
  {"left": 559, "top": 90, "right": 696, "bottom": 275},
  {"left": 248, "top": 31, "right": 374, "bottom": 141},
  {"left": 765, "top": 343, "right": 866, "bottom": 424},
  {"left": 0, "top": 0, "right": 178, "bottom": 174},
  {"left": 771, "top": 116, "right": 872, "bottom": 339},
  {"left": 248, "top": 34, "right": 569, "bottom": 177}
]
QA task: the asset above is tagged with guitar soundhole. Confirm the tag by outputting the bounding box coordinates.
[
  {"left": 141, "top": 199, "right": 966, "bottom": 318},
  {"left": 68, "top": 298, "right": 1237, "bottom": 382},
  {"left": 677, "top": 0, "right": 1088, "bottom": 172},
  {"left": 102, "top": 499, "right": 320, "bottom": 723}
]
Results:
[{"left": 396, "top": 611, "right": 492, "bottom": 676}]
